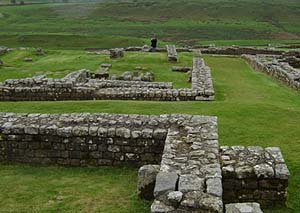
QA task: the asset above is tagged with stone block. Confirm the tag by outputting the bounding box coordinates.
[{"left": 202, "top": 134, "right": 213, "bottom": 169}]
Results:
[
  {"left": 154, "top": 172, "right": 178, "bottom": 200},
  {"left": 137, "top": 164, "right": 160, "bottom": 200},
  {"left": 225, "top": 202, "right": 263, "bottom": 213}
]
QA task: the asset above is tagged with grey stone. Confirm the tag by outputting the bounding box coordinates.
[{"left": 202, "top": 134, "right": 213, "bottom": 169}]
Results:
[
  {"left": 151, "top": 200, "right": 175, "bottom": 213},
  {"left": 275, "top": 163, "right": 290, "bottom": 179},
  {"left": 206, "top": 178, "right": 223, "bottom": 197},
  {"left": 178, "top": 174, "right": 205, "bottom": 192},
  {"left": 137, "top": 165, "right": 160, "bottom": 200},
  {"left": 225, "top": 202, "right": 263, "bottom": 213},
  {"left": 116, "top": 127, "right": 131, "bottom": 138},
  {"left": 253, "top": 163, "right": 274, "bottom": 178},
  {"left": 236, "top": 166, "right": 254, "bottom": 179},
  {"left": 154, "top": 172, "right": 178, "bottom": 199},
  {"left": 167, "top": 191, "right": 183, "bottom": 205}
]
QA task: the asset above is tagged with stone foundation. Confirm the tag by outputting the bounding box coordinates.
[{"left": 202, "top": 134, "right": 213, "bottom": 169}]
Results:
[
  {"left": 243, "top": 54, "right": 300, "bottom": 90},
  {"left": 0, "top": 57, "right": 215, "bottom": 101},
  {"left": 0, "top": 112, "right": 290, "bottom": 212},
  {"left": 200, "top": 46, "right": 284, "bottom": 55},
  {"left": 220, "top": 146, "right": 290, "bottom": 208}
]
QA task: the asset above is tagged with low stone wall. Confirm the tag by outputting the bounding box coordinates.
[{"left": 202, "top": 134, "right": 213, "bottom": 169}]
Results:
[
  {"left": 0, "top": 57, "right": 215, "bottom": 101},
  {"left": 201, "top": 47, "right": 284, "bottom": 55},
  {"left": 243, "top": 54, "right": 300, "bottom": 90},
  {"left": 0, "top": 113, "right": 174, "bottom": 166},
  {"left": 124, "top": 46, "right": 285, "bottom": 56},
  {"left": 220, "top": 146, "right": 290, "bottom": 208}
]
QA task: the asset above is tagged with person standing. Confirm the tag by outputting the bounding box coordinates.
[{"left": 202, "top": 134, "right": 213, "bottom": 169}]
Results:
[{"left": 151, "top": 37, "right": 158, "bottom": 52}]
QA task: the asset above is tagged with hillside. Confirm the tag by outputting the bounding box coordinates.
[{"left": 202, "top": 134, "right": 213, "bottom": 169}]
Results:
[{"left": 0, "top": 0, "right": 300, "bottom": 48}]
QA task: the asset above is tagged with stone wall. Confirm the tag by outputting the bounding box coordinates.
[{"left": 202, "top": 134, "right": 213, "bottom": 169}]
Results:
[
  {"left": 220, "top": 146, "right": 290, "bottom": 208},
  {"left": 123, "top": 46, "right": 285, "bottom": 56},
  {"left": 0, "top": 112, "right": 290, "bottom": 212},
  {"left": 152, "top": 117, "right": 223, "bottom": 212},
  {"left": 0, "top": 113, "right": 174, "bottom": 166},
  {"left": 201, "top": 46, "right": 284, "bottom": 55},
  {"left": 243, "top": 54, "right": 300, "bottom": 90},
  {"left": 0, "top": 57, "right": 215, "bottom": 101}
]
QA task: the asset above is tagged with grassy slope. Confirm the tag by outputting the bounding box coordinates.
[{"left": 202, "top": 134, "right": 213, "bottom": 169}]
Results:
[
  {"left": 0, "top": 52, "right": 299, "bottom": 212},
  {"left": 0, "top": 0, "right": 300, "bottom": 48}
]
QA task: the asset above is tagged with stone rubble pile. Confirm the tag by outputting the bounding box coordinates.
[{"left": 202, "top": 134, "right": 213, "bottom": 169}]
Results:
[
  {"left": 243, "top": 54, "right": 300, "bottom": 90},
  {"left": 0, "top": 57, "right": 215, "bottom": 101}
]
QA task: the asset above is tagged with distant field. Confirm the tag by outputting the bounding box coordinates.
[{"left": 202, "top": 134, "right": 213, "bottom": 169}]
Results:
[{"left": 0, "top": 0, "right": 300, "bottom": 48}]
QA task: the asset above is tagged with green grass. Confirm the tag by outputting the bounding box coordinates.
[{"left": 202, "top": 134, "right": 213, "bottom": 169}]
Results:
[
  {"left": 0, "top": 164, "right": 151, "bottom": 212},
  {"left": 0, "top": 50, "right": 191, "bottom": 88},
  {"left": 0, "top": 0, "right": 300, "bottom": 48},
  {"left": 0, "top": 51, "right": 299, "bottom": 212}
]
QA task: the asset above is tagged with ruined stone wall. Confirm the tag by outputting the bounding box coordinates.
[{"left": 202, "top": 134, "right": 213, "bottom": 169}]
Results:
[
  {"left": 243, "top": 54, "right": 300, "bottom": 90},
  {"left": 0, "top": 57, "right": 215, "bottom": 101},
  {"left": 220, "top": 146, "right": 290, "bottom": 208},
  {"left": 201, "top": 47, "right": 284, "bottom": 55},
  {"left": 0, "top": 113, "right": 177, "bottom": 166},
  {"left": 123, "top": 46, "right": 284, "bottom": 55},
  {"left": 0, "top": 112, "right": 290, "bottom": 212}
]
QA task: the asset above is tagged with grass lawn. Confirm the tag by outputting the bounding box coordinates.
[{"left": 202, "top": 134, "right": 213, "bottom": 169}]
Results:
[{"left": 0, "top": 51, "right": 299, "bottom": 212}]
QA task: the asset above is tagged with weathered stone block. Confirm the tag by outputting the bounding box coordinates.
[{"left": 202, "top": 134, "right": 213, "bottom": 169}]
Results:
[
  {"left": 154, "top": 172, "right": 178, "bottom": 200},
  {"left": 225, "top": 202, "right": 263, "bottom": 213},
  {"left": 137, "top": 164, "right": 160, "bottom": 200}
]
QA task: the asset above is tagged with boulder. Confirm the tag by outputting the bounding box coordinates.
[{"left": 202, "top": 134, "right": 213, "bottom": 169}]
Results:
[
  {"left": 137, "top": 165, "right": 160, "bottom": 200},
  {"left": 0, "top": 59, "right": 3, "bottom": 66}
]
